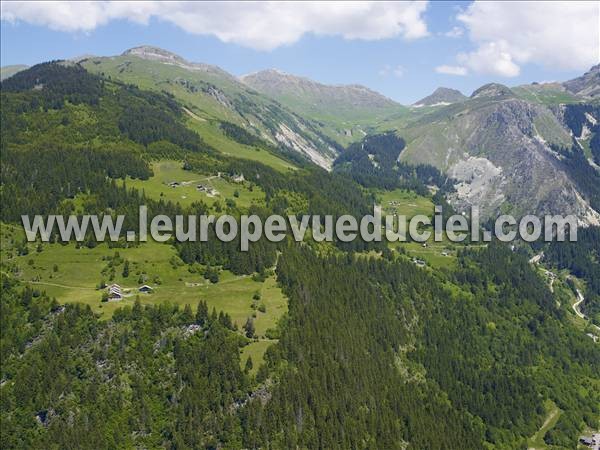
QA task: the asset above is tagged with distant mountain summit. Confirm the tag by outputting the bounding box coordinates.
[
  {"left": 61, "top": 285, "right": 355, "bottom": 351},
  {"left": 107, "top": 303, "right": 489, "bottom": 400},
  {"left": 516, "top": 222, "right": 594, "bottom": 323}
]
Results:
[
  {"left": 563, "top": 63, "right": 600, "bottom": 99},
  {"left": 413, "top": 87, "right": 466, "bottom": 107},
  {"left": 122, "top": 46, "right": 233, "bottom": 78},
  {"left": 0, "top": 64, "right": 28, "bottom": 81},
  {"left": 470, "top": 83, "right": 514, "bottom": 99},
  {"left": 240, "top": 69, "right": 405, "bottom": 142},
  {"left": 83, "top": 46, "right": 339, "bottom": 169},
  {"left": 123, "top": 46, "right": 184, "bottom": 63},
  {"left": 241, "top": 69, "right": 398, "bottom": 110}
]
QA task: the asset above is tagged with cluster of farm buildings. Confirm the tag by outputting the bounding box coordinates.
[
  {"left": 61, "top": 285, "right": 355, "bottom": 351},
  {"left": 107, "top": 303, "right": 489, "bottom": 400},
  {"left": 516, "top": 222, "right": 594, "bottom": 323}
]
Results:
[
  {"left": 166, "top": 172, "right": 244, "bottom": 198},
  {"left": 106, "top": 283, "right": 153, "bottom": 301}
]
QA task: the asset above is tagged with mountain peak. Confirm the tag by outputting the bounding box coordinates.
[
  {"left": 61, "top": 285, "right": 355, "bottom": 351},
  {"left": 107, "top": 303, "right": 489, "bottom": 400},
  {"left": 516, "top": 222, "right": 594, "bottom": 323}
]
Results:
[
  {"left": 0, "top": 64, "right": 29, "bottom": 81},
  {"left": 258, "top": 68, "right": 290, "bottom": 76},
  {"left": 413, "top": 87, "right": 466, "bottom": 107},
  {"left": 122, "top": 46, "right": 186, "bottom": 63},
  {"left": 470, "top": 83, "right": 514, "bottom": 99},
  {"left": 241, "top": 69, "right": 314, "bottom": 86},
  {"left": 120, "top": 45, "right": 232, "bottom": 78}
]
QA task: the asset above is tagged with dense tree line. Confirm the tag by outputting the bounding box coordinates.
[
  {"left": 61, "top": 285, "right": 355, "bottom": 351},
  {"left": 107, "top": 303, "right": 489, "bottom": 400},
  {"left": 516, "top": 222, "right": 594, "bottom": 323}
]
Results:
[
  {"left": 219, "top": 121, "right": 266, "bottom": 147},
  {"left": 176, "top": 206, "right": 278, "bottom": 275},
  {"left": 0, "top": 61, "right": 103, "bottom": 109},
  {"left": 334, "top": 131, "right": 452, "bottom": 194},
  {"left": 545, "top": 226, "right": 600, "bottom": 323},
  {"left": 251, "top": 243, "right": 598, "bottom": 448},
  {"left": 2, "top": 220, "right": 598, "bottom": 449},
  {"left": 0, "top": 275, "right": 249, "bottom": 449},
  {"left": 1, "top": 146, "right": 151, "bottom": 221},
  {"left": 554, "top": 143, "right": 600, "bottom": 213},
  {"left": 117, "top": 85, "right": 214, "bottom": 153},
  {"left": 562, "top": 103, "right": 600, "bottom": 165}
]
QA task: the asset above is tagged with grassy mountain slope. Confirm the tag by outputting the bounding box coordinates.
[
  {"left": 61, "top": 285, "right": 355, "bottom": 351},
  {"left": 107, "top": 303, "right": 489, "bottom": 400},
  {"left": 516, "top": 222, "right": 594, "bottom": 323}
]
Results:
[
  {"left": 0, "top": 65, "right": 28, "bottom": 81},
  {"left": 512, "top": 82, "right": 583, "bottom": 105},
  {"left": 81, "top": 47, "right": 339, "bottom": 169},
  {"left": 241, "top": 69, "right": 407, "bottom": 144}
]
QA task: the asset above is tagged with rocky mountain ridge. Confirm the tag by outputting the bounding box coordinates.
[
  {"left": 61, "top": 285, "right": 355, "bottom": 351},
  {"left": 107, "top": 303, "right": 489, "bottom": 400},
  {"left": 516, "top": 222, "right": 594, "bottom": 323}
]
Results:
[
  {"left": 398, "top": 90, "right": 600, "bottom": 224},
  {"left": 4, "top": 46, "right": 598, "bottom": 222},
  {"left": 563, "top": 63, "right": 600, "bottom": 99}
]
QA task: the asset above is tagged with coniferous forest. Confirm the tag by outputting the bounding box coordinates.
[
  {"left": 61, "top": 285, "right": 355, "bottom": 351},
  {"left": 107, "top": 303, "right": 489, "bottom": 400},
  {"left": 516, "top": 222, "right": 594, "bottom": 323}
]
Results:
[{"left": 1, "top": 59, "right": 599, "bottom": 450}]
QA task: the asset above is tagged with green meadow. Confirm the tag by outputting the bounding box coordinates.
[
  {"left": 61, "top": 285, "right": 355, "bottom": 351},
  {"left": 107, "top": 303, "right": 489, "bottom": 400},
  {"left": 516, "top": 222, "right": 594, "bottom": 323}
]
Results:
[
  {"left": 240, "top": 339, "right": 277, "bottom": 374},
  {"left": 526, "top": 400, "right": 562, "bottom": 449},
  {"left": 125, "top": 159, "right": 265, "bottom": 210},
  {"left": 375, "top": 188, "right": 435, "bottom": 219},
  {"left": 373, "top": 188, "right": 468, "bottom": 268},
  {"left": 187, "top": 118, "right": 298, "bottom": 172},
  {"left": 2, "top": 223, "right": 288, "bottom": 366}
]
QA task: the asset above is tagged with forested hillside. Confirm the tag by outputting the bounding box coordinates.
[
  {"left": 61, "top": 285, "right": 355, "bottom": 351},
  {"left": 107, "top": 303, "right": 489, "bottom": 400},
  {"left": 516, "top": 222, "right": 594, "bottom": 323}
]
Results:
[
  {"left": 1, "top": 60, "right": 599, "bottom": 449},
  {"left": 545, "top": 226, "right": 600, "bottom": 324},
  {"left": 2, "top": 243, "right": 598, "bottom": 449}
]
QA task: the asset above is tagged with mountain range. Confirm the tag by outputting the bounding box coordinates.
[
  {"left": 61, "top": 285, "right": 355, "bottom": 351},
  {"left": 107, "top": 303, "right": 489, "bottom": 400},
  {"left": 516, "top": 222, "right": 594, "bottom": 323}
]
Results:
[
  {"left": 3, "top": 46, "right": 598, "bottom": 223},
  {"left": 2, "top": 44, "right": 600, "bottom": 450}
]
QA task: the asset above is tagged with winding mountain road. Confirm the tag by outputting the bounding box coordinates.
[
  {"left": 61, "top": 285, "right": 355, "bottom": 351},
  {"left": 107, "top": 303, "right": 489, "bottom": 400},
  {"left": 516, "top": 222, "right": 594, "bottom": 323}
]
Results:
[
  {"left": 572, "top": 289, "right": 600, "bottom": 333},
  {"left": 572, "top": 289, "right": 586, "bottom": 319}
]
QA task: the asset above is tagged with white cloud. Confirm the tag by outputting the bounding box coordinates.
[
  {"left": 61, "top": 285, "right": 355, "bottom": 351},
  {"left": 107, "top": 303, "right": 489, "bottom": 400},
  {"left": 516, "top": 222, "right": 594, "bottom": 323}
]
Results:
[
  {"left": 0, "top": 1, "right": 429, "bottom": 51},
  {"left": 435, "top": 65, "right": 467, "bottom": 76},
  {"left": 455, "top": 1, "right": 599, "bottom": 77},
  {"left": 443, "top": 26, "right": 464, "bottom": 38},
  {"left": 378, "top": 66, "right": 389, "bottom": 76},
  {"left": 393, "top": 65, "right": 405, "bottom": 77},
  {"left": 379, "top": 64, "right": 405, "bottom": 77},
  {"left": 457, "top": 41, "right": 520, "bottom": 77}
]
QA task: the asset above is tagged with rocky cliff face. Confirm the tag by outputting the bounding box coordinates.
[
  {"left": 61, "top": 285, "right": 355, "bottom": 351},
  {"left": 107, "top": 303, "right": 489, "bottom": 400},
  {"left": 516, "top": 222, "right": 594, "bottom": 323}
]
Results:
[{"left": 399, "top": 91, "right": 600, "bottom": 224}]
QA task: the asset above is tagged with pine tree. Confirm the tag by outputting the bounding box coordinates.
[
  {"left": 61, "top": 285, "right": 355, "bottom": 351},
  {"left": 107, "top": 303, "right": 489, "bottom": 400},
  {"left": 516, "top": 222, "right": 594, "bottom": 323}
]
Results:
[
  {"left": 244, "top": 317, "right": 255, "bottom": 338},
  {"left": 122, "top": 260, "right": 130, "bottom": 278},
  {"left": 195, "top": 300, "right": 208, "bottom": 326},
  {"left": 244, "top": 356, "right": 253, "bottom": 374},
  {"left": 181, "top": 304, "right": 193, "bottom": 324}
]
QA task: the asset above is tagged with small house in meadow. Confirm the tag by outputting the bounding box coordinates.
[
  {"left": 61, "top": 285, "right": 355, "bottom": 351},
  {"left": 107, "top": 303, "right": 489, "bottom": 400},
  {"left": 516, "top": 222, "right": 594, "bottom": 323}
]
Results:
[
  {"left": 107, "top": 283, "right": 122, "bottom": 301},
  {"left": 138, "top": 285, "right": 153, "bottom": 293}
]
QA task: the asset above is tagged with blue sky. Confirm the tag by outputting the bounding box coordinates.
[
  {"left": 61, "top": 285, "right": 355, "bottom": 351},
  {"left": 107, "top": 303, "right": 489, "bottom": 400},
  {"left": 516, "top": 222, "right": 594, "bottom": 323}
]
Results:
[{"left": 1, "top": 1, "right": 597, "bottom": 104}]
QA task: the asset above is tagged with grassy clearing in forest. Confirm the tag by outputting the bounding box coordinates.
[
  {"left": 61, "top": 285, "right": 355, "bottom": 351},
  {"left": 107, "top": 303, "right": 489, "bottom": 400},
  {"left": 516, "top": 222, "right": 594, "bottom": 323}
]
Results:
[
  {"left": 375, "top": 188, "right": 434, "bottom": 219},
  {"left": 526, "top": 400, "right": 562, "bottom": 449},
  {"left": 124, "top": 159, "right": 265, "bottom": 210},
  {"left": 1, "top": 224, "right": 286, "bottom": 335},
  {"left": 3, "top": 220, "right": 288, "bottom": 372}
]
